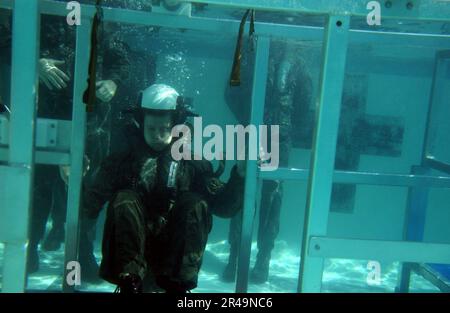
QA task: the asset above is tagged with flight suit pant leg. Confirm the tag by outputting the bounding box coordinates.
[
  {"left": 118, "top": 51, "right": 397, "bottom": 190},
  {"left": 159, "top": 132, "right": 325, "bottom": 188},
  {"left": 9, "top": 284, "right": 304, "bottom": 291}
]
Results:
[{"left": 99, "top": 190, "right": 148, "bottom": 284}]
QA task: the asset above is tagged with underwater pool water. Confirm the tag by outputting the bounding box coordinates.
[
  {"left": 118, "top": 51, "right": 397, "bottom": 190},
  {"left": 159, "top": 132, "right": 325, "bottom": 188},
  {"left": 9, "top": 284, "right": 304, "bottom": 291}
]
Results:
[
  {"left": 0, "top": 241, "right": 439, "bottom": 293},
  {"left": 1, "top": 0, "right": 450, "bottom": 294}
]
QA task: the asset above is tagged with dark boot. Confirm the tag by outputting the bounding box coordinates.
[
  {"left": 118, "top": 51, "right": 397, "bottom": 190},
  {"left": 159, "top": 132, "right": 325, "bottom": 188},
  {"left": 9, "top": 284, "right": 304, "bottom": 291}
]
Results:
[
  {"left": 26, "top": 247, "right": 39, "bottom": 274},
  {"left": 82, "top": 258, "right": 102, "bottom": 284},
  {"left": 156, "top": 276, "right": 187, "bottom": 294},
  {"left": 79, "top": 236, "right": 102, "bottom": 284},
  {"left": 115, "top": 273, "right": 143, "bottom": 293},
  {"left": 221, "top": 243, "right": 239, "bottom": 283},
  {"left": 250, "top": 251, "right": 271, "bottom": 284},
  {"left": 79, "top": 218, "right": 102, "bottom": 284},
  {"left": 42, "top": 225, "right": 65, "bottom": 251},
  {"left": 221, "top": 261, "right": 237, "bottom": 283}
]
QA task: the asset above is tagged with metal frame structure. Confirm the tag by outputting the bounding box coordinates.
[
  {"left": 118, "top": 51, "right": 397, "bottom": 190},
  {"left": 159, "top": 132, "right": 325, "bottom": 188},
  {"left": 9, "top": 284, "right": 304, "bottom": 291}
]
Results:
[
  {"left": 0, "top": 0, "right": 450, "bottom": 293},
  {"left": 396, "top": 48, "right": 450, "bottom": 293}
]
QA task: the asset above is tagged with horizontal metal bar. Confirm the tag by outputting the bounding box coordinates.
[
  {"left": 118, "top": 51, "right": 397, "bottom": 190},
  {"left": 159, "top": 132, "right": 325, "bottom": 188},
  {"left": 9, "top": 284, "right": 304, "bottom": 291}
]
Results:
[
  {"left": 259, "top": 167, "right": 310, "bottom": 181},
  {"left": 2, "top": 1, "right": 450, "bottom": 46},
  {"left": 333, "top": 169, "right": 450, "bottom": 188},
  {"left": 259, "top": 167, "right": 450, "bottom": 188},
  {"left": 181, "top": 0, "right": 450, "bottom": 21},
  {"left": 39, "top": 1, "right": 450, "bottom": 41},
  {"left": 1, "top": 0, "right": 449, "bottom": 22},
  {"left": 0, "top": 148, "right": 70, "bottom": 165},
  {"left": 425, "top": 156, "right": 450, "bottom": 176},
  {"left": 309, "top": 236, "right": 450, "bottom": 264}
]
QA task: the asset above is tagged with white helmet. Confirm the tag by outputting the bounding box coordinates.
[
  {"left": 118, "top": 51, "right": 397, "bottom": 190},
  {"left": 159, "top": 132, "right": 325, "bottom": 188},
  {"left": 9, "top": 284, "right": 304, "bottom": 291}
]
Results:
[{"left": 140, "top": 84, "right": 179, "bottom": 111}]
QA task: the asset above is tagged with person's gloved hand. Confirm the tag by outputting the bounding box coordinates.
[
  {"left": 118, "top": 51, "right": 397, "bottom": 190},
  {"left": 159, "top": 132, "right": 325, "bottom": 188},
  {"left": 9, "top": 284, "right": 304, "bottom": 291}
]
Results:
[
  {"left": 96, "top": 80, "right": 117, "bottom": 102},
  {"left": 236, "top": 145, "right": 274, "bottom": 177},
  {"left": 39, "top": 58, "right": 70, "bottom": 90},
  {"left": 58, "top": 155, "right": 91, "bottom": 186},
  {"left": 206, "top": 177, "right": 225, "bottom": 195},
  {"left": 147, "top": 215, "right": 167, "bottom": 236}
]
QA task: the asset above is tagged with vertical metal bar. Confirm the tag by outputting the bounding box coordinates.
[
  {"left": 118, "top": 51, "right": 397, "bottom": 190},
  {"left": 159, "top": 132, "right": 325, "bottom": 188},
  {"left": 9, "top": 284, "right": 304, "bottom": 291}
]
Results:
[
  {"left": 397, "top": 264, "right": 412, "bottom": 293},
  {"left": 2, "top": 0, "right": 40, "bottom": 293},
  {"left": 397, "top": 166, "right": 430, "bottom": 292},
  {"left": 235, "top": 36, "right": 270, "bottom": 293},
  {"left": 421, "top": 51, "right": 448, "bottom": 160},
  {"left": 298, "top": 15, "right": 349, "bottom": 293},
  {"left": 403, "top": 167, "right": 430, "bottom": 242},
  {"left": 62, "top": 18, "right": 91, "bottom": 292}
]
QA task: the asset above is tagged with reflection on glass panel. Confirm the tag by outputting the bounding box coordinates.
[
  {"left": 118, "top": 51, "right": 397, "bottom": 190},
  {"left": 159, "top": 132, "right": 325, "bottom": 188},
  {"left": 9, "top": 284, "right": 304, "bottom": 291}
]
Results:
[
  {"left": 335, "top": 40, "right": 444, "bottom": 177},
  {"left": 246, "top": 181, "right": 306, "bottom": 293},
  {"left": 221, "top": 37, "right": 320, "bottom": 292},
  {"left": 330, "top": 39, "right": 446, "bottom": 214}
]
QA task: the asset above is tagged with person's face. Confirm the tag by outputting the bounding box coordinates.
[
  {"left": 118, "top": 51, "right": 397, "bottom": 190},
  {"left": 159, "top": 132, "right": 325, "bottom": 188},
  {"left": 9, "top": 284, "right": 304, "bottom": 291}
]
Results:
[{"left": 143, "top": 113, "right": 173, "bottom": 151}]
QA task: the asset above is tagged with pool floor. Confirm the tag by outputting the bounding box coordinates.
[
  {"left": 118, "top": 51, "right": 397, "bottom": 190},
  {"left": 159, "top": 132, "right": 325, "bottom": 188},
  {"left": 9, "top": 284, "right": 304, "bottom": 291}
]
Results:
[{"left": 0, "top": 241, "right": 441, "bottom": 293}]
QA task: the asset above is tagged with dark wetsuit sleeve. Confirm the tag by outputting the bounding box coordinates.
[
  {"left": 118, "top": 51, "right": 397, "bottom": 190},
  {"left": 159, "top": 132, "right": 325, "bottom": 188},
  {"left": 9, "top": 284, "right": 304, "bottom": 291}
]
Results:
[
  {"left": 195, "top": 161, "right": 245, "bottom": 218},
  {"left": 101, "top": 36, "right": 130, "bottom": 87},
  {"left": 0, "top": 12, "right": 12, "bottom": 65},
  {"left": 210, "top": 165, "right": 245, "bottom": 218},
  {"left": 82, "top": 154, "right": 124, "bottom": 219}
]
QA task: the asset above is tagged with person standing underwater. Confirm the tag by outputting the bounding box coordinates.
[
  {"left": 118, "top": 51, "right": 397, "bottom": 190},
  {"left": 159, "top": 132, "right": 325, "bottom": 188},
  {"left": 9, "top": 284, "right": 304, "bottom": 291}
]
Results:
[
  {"left": 223, "top": 40, "right": 313, "bottom": 284},
  {"left": 81, "top": 84, "right": 246, "bottom": 293}
]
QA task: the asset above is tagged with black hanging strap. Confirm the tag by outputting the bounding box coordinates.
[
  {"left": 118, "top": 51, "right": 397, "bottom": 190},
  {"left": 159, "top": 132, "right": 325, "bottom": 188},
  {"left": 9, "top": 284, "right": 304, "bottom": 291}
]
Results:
[
  {"left": 82, "top": 0, "right": 103, "bottom": 112},
  {"left": 229, "top": 9, "right": 254, "bottom": 87}
]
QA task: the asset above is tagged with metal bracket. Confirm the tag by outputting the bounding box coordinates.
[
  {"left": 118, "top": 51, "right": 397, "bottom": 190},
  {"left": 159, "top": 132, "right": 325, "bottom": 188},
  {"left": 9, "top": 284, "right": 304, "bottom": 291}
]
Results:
[
  {"left": 0, "top": 116, "right": 57, "bottom": 148},
  {"left": 36, "top": 119, "right": 57, "bottom": 148}
]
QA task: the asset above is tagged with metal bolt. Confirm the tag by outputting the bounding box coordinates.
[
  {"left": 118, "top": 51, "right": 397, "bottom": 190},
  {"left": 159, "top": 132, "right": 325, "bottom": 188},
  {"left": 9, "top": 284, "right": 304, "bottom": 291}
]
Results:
[
  {"left": 406, "top": 1, "right": 414, "bottom": 10},
  {"left": 50, "top": 123, "right": 55, "bottom": 129},
  {"left": 385, "top": 1, "right": 392, "bottom": 8},
  {"left": 336, "top": 20, "right": 342, "bottom": 27},
  {"left": 315, "top": 244, "right": 321, "bottom": 251},
  {"left": 50, "top": 139, "right": 55, "bottom": 144}
]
